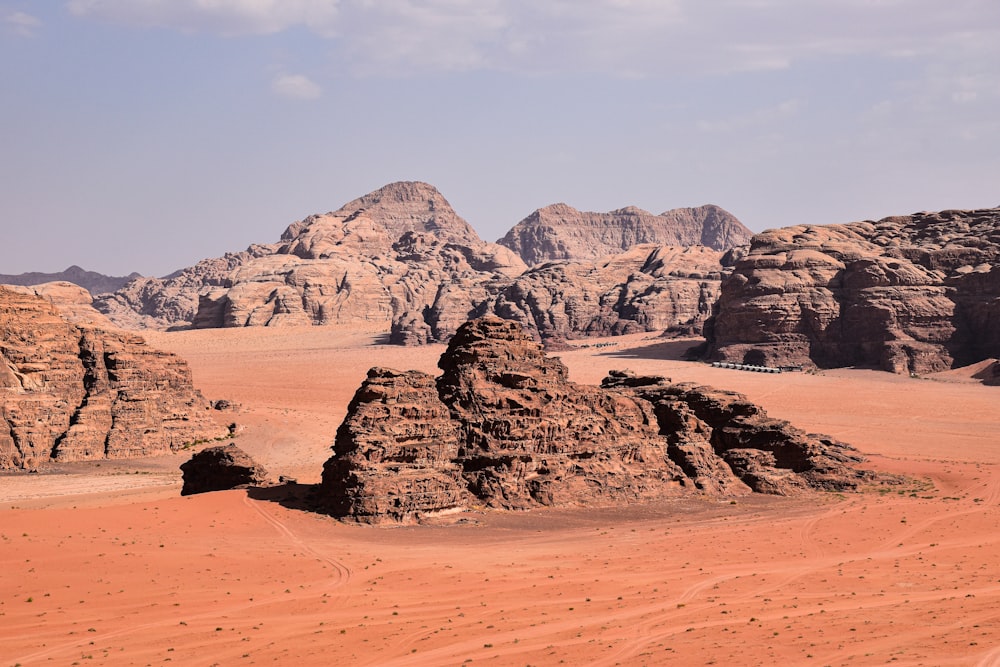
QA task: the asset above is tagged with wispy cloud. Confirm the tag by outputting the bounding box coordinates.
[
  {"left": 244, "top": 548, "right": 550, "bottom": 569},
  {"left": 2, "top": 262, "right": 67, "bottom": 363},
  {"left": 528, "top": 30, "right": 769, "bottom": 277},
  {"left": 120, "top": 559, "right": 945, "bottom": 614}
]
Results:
[
  {"left": 66, "top": 0, "right": 340, "bottom": 36},
  {"left": 5, "top": 10, "right": 41, "bottom": 37},
  {"left": 271, "top": 73, "right": 322, "bottom": 100},
  {"left": 64, "top": 0, "right": 1000, "bottom": 81},
  {"left": 697, "top": 99, "right": 803, "bottom": 134}
]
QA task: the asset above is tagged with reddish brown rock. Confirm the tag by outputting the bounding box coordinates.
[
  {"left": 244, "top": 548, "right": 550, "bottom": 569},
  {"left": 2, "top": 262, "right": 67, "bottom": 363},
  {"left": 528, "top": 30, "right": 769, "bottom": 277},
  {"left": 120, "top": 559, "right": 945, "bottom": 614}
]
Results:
[
  {"left": 705, "top": 208, "right": 1000, "bottom": 373},
  {"left": 498, "top": 203, "right": 751, "bottom": 266},
  {"left": 482, "top": 244, "right": 729, "bottom": 344},
  {"left": 0, "top": 286, "right": 221, "bottom": 470},
  {"left": 180, "top": 444, "right": 273, "bottom": 495},
  {"left": 318, "top": 317, "right": 867, "bottom": 523}
]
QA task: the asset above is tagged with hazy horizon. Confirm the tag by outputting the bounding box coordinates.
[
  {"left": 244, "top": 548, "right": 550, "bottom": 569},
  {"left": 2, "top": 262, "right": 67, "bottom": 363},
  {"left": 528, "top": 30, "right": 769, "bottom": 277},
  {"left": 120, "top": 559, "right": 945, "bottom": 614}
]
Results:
[{"left": 3, "top": 1, "right": 998, "bottom": 277}]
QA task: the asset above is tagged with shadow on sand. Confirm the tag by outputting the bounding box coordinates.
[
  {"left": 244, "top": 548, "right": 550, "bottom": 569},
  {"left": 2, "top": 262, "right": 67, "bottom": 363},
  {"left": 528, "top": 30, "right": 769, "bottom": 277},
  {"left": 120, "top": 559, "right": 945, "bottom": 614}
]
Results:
[
  {"left": 246, "top": 482, "right": 324, "bottom": 514},
  {"left": 596, "top": 338, "right": 704, "bottom": 362}
]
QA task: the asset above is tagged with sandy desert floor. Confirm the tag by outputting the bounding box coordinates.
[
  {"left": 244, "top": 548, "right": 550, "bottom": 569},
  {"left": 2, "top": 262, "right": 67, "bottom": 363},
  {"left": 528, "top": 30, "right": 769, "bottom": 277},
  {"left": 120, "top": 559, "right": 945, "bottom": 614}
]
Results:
[{"left": 3, "top": 326, "right": 1000, "bottom": 666}]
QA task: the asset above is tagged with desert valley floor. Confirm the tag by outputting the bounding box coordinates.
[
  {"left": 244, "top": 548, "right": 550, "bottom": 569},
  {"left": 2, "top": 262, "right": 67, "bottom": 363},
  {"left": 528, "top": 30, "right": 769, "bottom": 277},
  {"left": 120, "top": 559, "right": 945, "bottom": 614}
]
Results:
[{"left": 2, "top": 326, "right": 1000, "bottom": 666}]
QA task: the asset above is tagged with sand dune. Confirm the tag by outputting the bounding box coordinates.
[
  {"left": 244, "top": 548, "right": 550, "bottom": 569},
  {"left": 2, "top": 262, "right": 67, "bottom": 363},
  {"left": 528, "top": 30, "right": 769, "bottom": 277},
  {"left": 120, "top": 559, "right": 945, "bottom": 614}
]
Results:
[{"left": 3, "top": 328, "right": 999, "bottom": 666}]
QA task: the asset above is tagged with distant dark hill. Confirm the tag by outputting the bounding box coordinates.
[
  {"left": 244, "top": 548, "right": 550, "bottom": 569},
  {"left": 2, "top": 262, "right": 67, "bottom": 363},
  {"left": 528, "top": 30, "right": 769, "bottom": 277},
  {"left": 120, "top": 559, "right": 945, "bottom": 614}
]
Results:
[{"left": 0, "top": 265, "right": 140, "bottom": 295}]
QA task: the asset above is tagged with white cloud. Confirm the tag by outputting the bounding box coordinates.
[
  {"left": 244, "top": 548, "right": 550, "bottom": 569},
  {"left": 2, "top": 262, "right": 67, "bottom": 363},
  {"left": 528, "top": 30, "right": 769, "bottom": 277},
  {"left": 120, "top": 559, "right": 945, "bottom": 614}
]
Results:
[
  {"left": 697, "top": 99, "right": 802, "bottom": 134},
  {"left": 271, "top": 73, "right": 322, "bottom": 100},
  {"left": 66, "top": 0, "right": 340, "bottom": 36},
  {"left": 64, "top": 0, "right": 1000, "bottom": 80},
  {"left": 5, "top": 10, "right": 41, "bottom": 37}
]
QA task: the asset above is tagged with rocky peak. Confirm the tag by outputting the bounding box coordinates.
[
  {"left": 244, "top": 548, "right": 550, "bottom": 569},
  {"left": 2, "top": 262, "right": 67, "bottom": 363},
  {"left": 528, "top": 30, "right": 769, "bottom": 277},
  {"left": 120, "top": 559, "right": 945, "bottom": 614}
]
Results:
[{"left": 327, "top": 180, "right": 483, "bottom": 247}]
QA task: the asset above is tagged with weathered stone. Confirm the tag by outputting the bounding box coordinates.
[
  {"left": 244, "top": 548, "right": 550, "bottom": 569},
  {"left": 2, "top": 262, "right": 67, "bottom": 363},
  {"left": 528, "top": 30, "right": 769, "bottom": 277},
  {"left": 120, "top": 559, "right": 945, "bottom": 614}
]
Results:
[
  {"left": 180, "top": 444, "right": 272, "bottom": 495},
  {"left": 318, "top": 317, "right": 868, "bottom": 523},
  {"left": 498, "top": 203, "right": 751, "bottom": 265},
  {"left": 481, "top": 244, "right": 729, "bottom": 344},
  {"left": 705, "top": 208, "right": 1000, "bottom": 373},
  {"left": 0, "top": 286, "right": 221, "bottom": 470}
]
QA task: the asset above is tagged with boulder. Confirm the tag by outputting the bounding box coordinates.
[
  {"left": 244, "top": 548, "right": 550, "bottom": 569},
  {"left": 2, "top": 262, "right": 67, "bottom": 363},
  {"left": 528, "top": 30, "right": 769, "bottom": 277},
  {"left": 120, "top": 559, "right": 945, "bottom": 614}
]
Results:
[{"left": 180, "top": 444, "right": 272, "bottom": 495}]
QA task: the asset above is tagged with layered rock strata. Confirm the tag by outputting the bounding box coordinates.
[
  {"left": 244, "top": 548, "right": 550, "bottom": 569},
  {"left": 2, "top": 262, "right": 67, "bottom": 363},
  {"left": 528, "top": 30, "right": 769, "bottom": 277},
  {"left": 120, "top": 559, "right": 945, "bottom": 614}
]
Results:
[
  {"left": 482, "top": 244, "right": 729, "bottom": 344},
  {"left": 705, "top": 208, "right": 1000, "bottom": 373},
  {"left": 498, "top": 203, "right": 751, "bottom": 266},
  {"left": 95, "top": 182, "right": 526, "bottom": 331},
  {"left": 319, "top": 317, "right": 866, "bottom": 523},
  {"left": 0, "top": 286, "right": 220, "bottom": 469},
  {"left": 180, "top": 444, "right": 272, "bottom": 495},
  {"left": 95, "top": 182, "right": 744, "bottom": 347}
]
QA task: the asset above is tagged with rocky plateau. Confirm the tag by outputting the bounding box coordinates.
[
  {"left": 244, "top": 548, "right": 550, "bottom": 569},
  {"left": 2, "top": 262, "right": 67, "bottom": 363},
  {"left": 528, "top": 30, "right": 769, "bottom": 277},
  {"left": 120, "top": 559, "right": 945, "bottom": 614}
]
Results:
[{"left": 319, "top": 317, "right": 868, "bottom": 523}]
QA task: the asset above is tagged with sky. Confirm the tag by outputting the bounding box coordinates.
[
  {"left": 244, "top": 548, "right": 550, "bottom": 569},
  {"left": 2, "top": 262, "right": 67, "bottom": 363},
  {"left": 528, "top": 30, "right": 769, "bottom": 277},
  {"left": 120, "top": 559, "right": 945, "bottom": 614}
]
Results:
[{"left": 1, "top": 1, "right": 998, "bottom": 277}]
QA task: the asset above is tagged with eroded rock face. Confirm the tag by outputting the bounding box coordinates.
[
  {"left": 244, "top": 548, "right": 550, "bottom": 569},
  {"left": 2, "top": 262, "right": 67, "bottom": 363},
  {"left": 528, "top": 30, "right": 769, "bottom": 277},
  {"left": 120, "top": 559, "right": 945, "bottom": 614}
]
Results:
[
  {"left": 180, "top": 444, "right": 272, "bottom": 495},
  {"left": 95, "top": 182, "right": 526, "bottom": 332},
  {"left": 705, "top": 208, "right": 1000, "bottom": 373},
  {"left": 0, "top": 286, "right": 220, "bottom": 469},
  {"left": 319, "top": 317, "right": 867, "bottom": 523},
  {"left": 498, "top": 203, "right": 752, "bottom": 266},
  {"left": 481, "top": 244, "right": 728, "bottom": 344}
]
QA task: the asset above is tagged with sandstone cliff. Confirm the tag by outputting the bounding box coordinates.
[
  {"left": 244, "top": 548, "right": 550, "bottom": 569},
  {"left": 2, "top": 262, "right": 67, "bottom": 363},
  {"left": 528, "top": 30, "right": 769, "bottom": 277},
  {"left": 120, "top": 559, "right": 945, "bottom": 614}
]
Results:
[
  {"left": 498, "top": 203, "right": 751, "bottom": 266},
  {"left": 95, "top": 182, "right": 526, "bottom": 331},
  {"left": 319, "top": 317, "right": 867, "bottom": 523},
  {"left": 0, "top": 286, "right": 220, "bottom": 469},
  {"left": 483, "top": 244, "right": 728, "bottom": 344},
  {"left": 704, "top": 208, "right": 1000, "bottom": 374}
]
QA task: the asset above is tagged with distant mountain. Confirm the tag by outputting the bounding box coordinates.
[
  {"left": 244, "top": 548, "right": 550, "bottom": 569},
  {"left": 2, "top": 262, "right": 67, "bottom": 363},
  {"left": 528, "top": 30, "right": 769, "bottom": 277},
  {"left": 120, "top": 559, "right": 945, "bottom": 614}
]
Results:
[
  {"left": 497, "top": 203, "right": 752, "bottom": 266},
  {"left": 0, "top": 265, "right": 140, "bottom": 295},
  {"left": 94, "top": 181, "right": 747, "bottom": 344},
  {"left": 95, "top": 181, "right": 525, "bottom": 330}
]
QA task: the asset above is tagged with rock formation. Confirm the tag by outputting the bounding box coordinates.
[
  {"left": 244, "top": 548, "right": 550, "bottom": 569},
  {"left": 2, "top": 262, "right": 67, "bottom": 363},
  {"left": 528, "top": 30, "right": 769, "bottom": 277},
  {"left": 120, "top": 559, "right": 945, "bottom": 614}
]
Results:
[
  {"left": 0, "top": 265, "right": 140, "bottom": 296},
  {"left": 180, "top": 444, "right": 272, "bottom": 495},
  {"left": 4, "top": 282, "right": 119, "bottom": 329},
  {"left": 497, "top": 203, "right": 751, "bottom": 266},
  {"left": 482, "top": 244, "right": 729, "bottom": 344},
  {"left": 95, "top": 182, "right": 526, "bottom": 331},
  {"left": 319, "top": 317, "right": 867, "bottom": 523},
  {"left": 705, "top": 208, "right": 1000, "bottom": 374},
  {"left": 0, "top": 286, "right": 221, "bottom": 470}
]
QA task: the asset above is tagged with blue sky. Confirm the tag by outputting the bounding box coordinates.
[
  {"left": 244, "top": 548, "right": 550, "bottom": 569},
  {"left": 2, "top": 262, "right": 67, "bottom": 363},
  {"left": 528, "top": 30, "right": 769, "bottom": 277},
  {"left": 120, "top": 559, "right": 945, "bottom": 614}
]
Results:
[{"left": 2, "top": 1, "right": 998, "bottom": 276}]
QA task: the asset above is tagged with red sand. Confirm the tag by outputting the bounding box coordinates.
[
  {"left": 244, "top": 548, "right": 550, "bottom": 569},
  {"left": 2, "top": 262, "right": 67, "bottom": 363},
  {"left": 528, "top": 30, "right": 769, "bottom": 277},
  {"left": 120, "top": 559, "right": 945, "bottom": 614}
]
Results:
[{"left": 3, "top": 328, "right": 1000, "bottom": 666}]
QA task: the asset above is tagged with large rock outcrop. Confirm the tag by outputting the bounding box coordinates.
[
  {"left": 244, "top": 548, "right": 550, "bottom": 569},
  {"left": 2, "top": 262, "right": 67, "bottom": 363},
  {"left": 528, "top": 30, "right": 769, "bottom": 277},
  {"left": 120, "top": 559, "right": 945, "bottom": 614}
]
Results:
[
  {"left": 482, "top": 244, "right": 730, "bottom": 344},
  {"left": 391, "top": 244, "right": 745, "bottom": 346},
  {"left": 319, "top": 317, "right": 866, "bottom": 523},
  {"left": 0, "top": 286, "right": 220, "bottom": 470},
  {"left": 95, "top": 182, "right": 526, "bottom": 332},
  {"left": 498, "top": 203, "right": 751, "bottom": 266},
  {"left": 705, "top": 208, "right": 1000, "bottom": 374}
]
